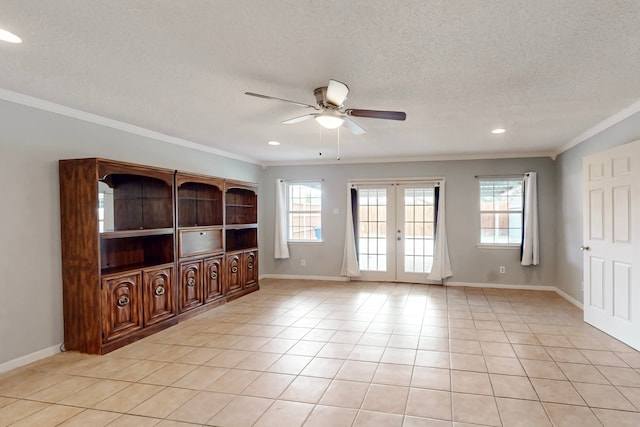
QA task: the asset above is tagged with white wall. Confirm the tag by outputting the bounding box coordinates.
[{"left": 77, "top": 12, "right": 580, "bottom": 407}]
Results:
[
  {"left": 0, "top": 99, "right": 262, "bottom": 365},
  {"left": 261, "top": 157, "right": 556, "bottom": 287},
  {"left": 555, "top": 111, "right": 640, "bottom": 301}
]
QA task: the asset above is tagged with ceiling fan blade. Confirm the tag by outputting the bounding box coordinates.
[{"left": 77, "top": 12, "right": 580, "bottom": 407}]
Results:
[
  {"left": 245, "top": 92, "right": 316, "bottom": 109},
  {"left": 326, "top": 80, "right": 349, "bottom": 106},
  {"left": 346, "top": 109, "right": 407, "bottom": 121},
  {"left": 282, "top": 114, "right": 315, "bottom": 125},
  {"left": 343, "top": 117, "right": 366, "bottom": 135}
]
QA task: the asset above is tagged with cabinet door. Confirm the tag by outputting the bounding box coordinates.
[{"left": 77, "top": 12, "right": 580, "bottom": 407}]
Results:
[
  {"left": 143, "top": 266, "right": 175, "bottom": 326},
  {"left": 101, "top": 272, "right": 143, "bottom": 343},
  {"left": 204, "top": 256, "right": 224, "bottom": 302},
  {"left": 179, "top": 261, "right": 203, "bottom": 313},
  {"left": 226, "top": 253, "right": 243, "bottom": 294},
  {"left": 244, "top": 251, "right": 258, "bottom": 287},
  {"left": 179, "top": 227, "right": 223, "bottom": 258}
]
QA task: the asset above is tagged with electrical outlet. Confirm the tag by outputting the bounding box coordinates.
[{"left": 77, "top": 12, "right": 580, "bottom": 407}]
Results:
[
  {"left": 499, "top": 266, "right": 506, "bottom": 274},
  {"left": 301, "top": 259, "right": 306, "bottom": 267}
]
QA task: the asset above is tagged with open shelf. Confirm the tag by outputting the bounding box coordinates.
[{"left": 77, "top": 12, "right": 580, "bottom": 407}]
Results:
[
  {"left": 100, "top": 230, "right": 174, "bottom": 273},
  {"left": 226, "top": 227, "right": 258, "bottom": 252},
  {"left": 225, "top": 185, "right": 257, "bottom": 225},
  {"left": 100, "top": 173, "right": 173, "bottom": 232},
  {"left": 177, "top": 181, "right": 223, "bottom": 227}
]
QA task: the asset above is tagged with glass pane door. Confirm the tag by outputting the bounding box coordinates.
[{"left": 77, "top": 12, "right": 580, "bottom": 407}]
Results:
[
  {"left": 397, "top": 185, "right": 435, "bottom": 283},
  {"left": 356, "top": 183, "right": 436, "bottom": 283},
  {"left": 358, "top": 186, "right": 395, "bottom": 281}
]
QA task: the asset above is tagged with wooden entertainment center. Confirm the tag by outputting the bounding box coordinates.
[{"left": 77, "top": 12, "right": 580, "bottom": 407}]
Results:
[{"left": 59, "top": 158, "right": 258, "bottom": 354}]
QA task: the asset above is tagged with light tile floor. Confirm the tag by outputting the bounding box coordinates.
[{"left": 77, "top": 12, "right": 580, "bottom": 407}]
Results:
[{"left": 2, "top": 279, "right": 640, "bottom": 426}]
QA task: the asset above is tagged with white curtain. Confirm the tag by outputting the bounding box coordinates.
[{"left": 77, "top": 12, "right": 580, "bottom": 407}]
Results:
[
  {"left": 521, "top": 172, "right": 539, "bottom": 266},
  {"left": 341, "top": 186, "right": 361, "bottom": 277},
  {"left": 274, "top": 179, "right": 289, "bottom": 259},
  {"left": 427, "top": 181, "right": 453, "bottom": 283}
]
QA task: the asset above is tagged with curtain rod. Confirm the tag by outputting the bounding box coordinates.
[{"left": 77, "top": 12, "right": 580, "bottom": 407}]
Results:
[
  {"left": 474, "top": 173, "right": 528, "bottom": 179},
  {"left": 348, "top": 177, "right": 445, "bottom": 184},
  {"left": 278, "top": 179, "right": 324, "bottom": 183}
]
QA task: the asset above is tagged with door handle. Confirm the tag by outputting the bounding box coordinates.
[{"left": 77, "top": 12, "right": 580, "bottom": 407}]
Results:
[{"left": 580, "top": 246, "right": 590, "bottom": 251}]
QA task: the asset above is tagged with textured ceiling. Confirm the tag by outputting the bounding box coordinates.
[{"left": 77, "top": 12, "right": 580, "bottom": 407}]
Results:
[{"left": 1, "top": 1, "right": 640, "bottom": 164}]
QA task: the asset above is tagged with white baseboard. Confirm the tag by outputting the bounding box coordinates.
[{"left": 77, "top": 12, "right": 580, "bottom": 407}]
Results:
[
  {"left": 0, "top": 344, "right": 61, "bottom": 374},
  {"left": 259, "top": 274, "right": 349, "bottom": 282},
  {"left": 446, "top": 281, "right": 584, "bottom": 309},
  {"left": 554, "top": 288, "right": 584, "bottom": 309},
  {"left": 259, "top": 276, "right": 585, "bottom": 309}
]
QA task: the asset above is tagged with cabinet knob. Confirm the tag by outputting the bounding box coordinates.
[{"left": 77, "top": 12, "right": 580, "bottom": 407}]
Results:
[
  {"left": 210, "top": 272, "right": 218, "bottom": 280},
  {"left": 187, "top": 277, "right": 196, "bottom": 287},
  {"left": 231, "top": 266, "right": 238, "bottom": 274},
  {"left": 117, "top": 295, "right": 130, "bottom": 307},
  {"left": 247, "top": 263, "right": 253, "bottom": 270},
  {"left": 154, "top": 285, "right": 166, "bottom": 296}
]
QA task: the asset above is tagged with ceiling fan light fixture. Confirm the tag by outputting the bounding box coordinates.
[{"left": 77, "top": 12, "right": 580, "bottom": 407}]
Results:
[
  {"left": 315, "top": 113, "right": 344, "bottom": 129},
  {"left": 0, "top": 28, "right": 22, "bottom": 43}
]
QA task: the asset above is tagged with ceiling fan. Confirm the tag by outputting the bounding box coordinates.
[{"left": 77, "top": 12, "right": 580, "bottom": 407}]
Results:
[{"left": 245, "top": 79, "right": 406, "bottom": 135}]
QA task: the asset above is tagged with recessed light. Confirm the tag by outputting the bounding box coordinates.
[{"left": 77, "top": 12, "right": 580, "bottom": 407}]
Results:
[
  {"left": 267, "top": 140, "right": 280, "bottom": 146},
  {"left": 492, "top": 128, "right": 506, "bottom": 134},
  {"left": 0, "top": 29, "right": 22, "bottom": 44}
]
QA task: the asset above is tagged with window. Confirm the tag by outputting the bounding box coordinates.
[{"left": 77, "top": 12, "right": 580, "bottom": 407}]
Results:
[
  {"left": 479, "top": 178, "right": 523, "bottom": 245},
  {"left": 288, "top": 182, "right": 322, "bottom": 241}
]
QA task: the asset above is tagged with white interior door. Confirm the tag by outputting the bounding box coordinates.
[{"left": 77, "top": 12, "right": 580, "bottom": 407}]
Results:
[
  {"left": 357, "top": 183, "right": 435, "bottom": 283},
  {"left": 583, "top": 140, "right": 640, "bottom": 350}
]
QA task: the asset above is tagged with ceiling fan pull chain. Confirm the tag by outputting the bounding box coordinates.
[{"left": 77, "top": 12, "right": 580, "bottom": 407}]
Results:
[{"left": 337, "top": 127, "right": 341, "bottom": 161}]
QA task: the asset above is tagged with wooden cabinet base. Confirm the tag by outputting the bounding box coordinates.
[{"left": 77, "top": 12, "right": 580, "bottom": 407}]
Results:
[{"left": 64, "top": 284, "right": 259, "bottom": 355}]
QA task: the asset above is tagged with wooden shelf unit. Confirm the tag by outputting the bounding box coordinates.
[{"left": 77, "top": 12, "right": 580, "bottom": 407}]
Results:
[
  {"left": 224, "top": 181, "right": 259, "bottom": 297},
  {"left": 60, "top": 159, "right": 259, "bottom": 354},
  {"left": 60, "top": 158, "right": 178, "bottom": 355},
  {"left": 176, "top": 172, "right": 226, "bottom": 317}
]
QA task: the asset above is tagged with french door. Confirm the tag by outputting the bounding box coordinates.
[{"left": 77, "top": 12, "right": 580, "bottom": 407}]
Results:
[
  {"left": 583, "top": 140, "right": 640, "bottom": 350},
  {"left": 357, "top": 183, "right": 435, "bottom": 283}
]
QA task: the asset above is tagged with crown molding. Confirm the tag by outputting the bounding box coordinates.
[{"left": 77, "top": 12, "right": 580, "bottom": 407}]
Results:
[
  {"left": 555, "top": 99, "right": 640, "bottom": 157},
  {"left": 260, "top": 151, "right": 554, "bottom": 168},
  {"left": 6, "top": 87, "right": 636, "bottom": 168},
  {"left": 0, "top": 88, "right": 259, "bottom": 165}
]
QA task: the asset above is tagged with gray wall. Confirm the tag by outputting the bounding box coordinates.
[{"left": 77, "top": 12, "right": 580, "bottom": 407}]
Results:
[
  {"left": 4, "top": 89, "right": 638, "bottom": 366},
  {"left": 555, "top": 112, "right": 640, "bottom": 301},
  {"left": 0, "top": 99, "right": 262, "bottom": 365},
  {"left": 261, "top": 157, "right": 556, "bottom": 287}
]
